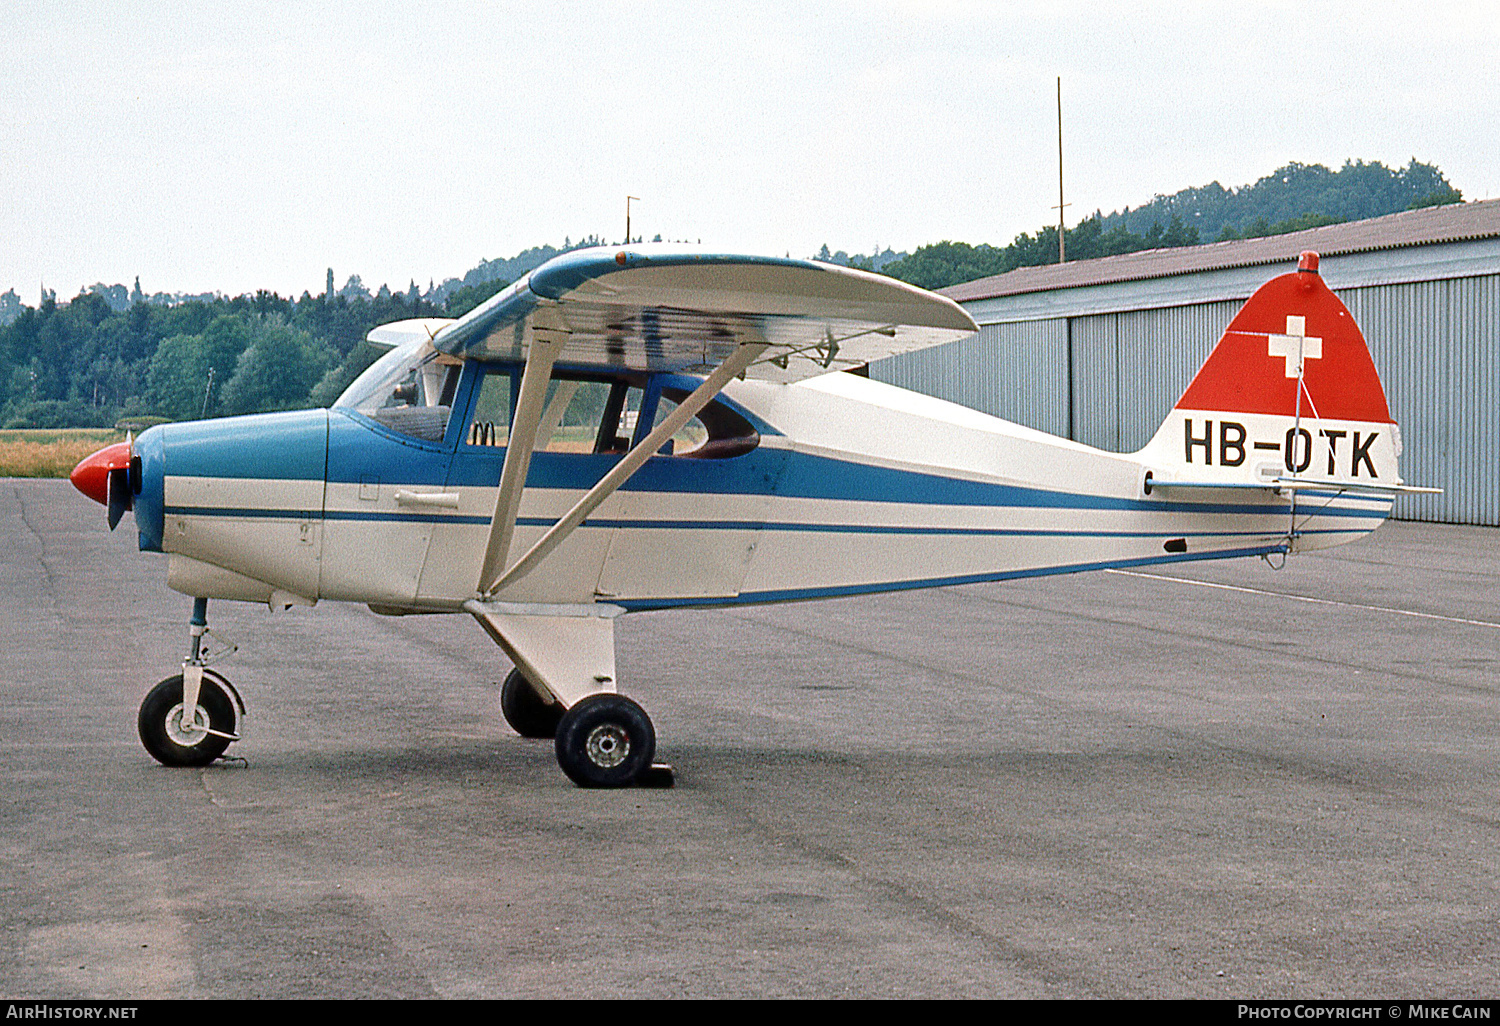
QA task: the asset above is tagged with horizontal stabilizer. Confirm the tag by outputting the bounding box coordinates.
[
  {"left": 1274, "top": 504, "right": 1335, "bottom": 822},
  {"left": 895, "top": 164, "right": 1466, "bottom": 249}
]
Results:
[
  {"left": 1269, "top": 477, "right": 1441, "bottom": 495},
  {"left": 1147, "top": 475, "right": 1440, "bottom": 496}
]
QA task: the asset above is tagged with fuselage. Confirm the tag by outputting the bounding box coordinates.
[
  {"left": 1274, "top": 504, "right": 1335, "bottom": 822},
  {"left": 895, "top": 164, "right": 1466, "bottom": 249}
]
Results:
[{"left": 128, "top": 356, "right": 1392, "bottom": 615}]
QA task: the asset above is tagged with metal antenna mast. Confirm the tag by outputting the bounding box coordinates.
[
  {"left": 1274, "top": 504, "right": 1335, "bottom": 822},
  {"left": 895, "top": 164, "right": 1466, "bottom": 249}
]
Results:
[{"left": 1054, "top": 77, "right": 1069, "bottom": 263}]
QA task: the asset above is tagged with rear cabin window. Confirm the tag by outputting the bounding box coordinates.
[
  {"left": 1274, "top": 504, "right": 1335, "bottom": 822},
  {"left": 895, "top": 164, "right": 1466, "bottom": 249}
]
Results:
[
  {"left": 537, "top": 378, "right": 643, "bottom": 454},
  {"left": 657, "top": 387, "right": 759, "bottom": 459}
]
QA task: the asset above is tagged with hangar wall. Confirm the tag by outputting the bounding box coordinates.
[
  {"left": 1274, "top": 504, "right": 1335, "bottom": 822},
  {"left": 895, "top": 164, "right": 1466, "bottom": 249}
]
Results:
[
  {"left": 1345, "top": 274, "right": 1500, "bottom": 525},
  {"left": 871, "top": 270, "right": 1500, "bottom": 526}
]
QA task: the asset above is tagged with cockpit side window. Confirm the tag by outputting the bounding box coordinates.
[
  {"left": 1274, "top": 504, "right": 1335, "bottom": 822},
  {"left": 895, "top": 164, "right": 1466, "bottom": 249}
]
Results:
[
  {"left": 333, "top": 340, "right": 460, "bottom": 443},
  {"left": 450, "top": 366, "right": 758, "bottom": 460},
  {"left": 459, "top": 368, "right": 644, "bottom": 455},
  {"left": 465, "top": 368, "right": 513, "bottom": 448}
]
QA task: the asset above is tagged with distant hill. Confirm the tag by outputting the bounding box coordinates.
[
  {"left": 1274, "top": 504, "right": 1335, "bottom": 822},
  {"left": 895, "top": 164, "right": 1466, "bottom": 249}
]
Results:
[
  {"left": 811, "top": 246, "right": 907, "bottom": 272},
  {"left": 423, "top": 236, "right": 608, "bottom": 307},
  {"left": 872, "top": 159, "right": 1462, "bottom": 291},
  {"left": 3, "top": 157, "right": 1459, "bottom": 326},
  {"left": 1096, "top": 158, "right": 1461, "bottom": 244}
]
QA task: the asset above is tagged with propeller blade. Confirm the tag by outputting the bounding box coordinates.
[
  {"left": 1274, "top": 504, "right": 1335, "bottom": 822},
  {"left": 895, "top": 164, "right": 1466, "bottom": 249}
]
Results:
[{"left": 106, "top": 467, "right": 130, "bottom": 530}]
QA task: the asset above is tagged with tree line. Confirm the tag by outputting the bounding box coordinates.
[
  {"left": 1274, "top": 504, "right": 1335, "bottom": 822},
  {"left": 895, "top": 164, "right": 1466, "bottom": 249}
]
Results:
[{"left": 0, "top": 279, "right": 519, "bottom": 429}]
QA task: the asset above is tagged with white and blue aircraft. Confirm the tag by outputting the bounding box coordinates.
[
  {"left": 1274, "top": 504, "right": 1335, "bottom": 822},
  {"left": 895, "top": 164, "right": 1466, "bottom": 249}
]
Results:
[{"left": 72, "top": 246, "right": 1432, "bottom": 787}]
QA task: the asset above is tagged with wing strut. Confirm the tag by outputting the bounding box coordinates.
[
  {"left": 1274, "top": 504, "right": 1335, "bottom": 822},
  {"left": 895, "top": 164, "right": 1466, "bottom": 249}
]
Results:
[
  {"left": 476, "top": 336, "right": 564, "bottom": 594},
  {"left": 479, "top": 341, "right": 768, "bottom": 597}
]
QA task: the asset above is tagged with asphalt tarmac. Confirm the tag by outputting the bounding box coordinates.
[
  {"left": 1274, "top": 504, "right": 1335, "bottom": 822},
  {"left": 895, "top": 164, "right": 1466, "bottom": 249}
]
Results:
[{"left": 2, "top": 477, "right": 1497, "bottom": 999}]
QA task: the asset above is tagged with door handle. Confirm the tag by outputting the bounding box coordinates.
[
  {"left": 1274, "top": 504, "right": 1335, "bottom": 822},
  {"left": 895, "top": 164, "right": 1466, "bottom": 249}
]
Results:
[{"left": 394, "top": 490, "right": 461, "bottom": 509}]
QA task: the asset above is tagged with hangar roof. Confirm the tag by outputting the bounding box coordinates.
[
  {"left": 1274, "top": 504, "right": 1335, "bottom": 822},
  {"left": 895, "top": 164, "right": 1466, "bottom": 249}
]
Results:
[{"left": 942, "top": 198, "right": 1500, "bottom": 303}]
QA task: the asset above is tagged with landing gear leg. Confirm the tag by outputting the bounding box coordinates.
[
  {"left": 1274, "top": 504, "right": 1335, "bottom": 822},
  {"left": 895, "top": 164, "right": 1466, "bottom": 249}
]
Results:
[
  {"left": 138, "top": 598, "right": 245, "bottom": 767},
  {"left": 469, "top": 602, "right": 674, "bottom": 788}
]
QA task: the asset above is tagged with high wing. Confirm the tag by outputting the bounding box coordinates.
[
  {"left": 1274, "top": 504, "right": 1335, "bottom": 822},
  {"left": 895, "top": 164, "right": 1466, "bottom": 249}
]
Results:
[
  {"left": 430, "top": 244, "right": 977, "bottom": 382},
  {"left": 434, "top": 245, "right": 977, "bottom": 605}
]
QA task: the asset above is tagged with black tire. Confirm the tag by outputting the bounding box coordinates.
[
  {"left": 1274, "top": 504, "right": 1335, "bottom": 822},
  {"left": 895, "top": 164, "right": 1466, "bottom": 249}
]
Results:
[
  {"left": 500, "top": 668, "right": 563, "bottom": 739},
  {"left": 138, "top": 674, "right": 236, "bottom": 767},
  {"left": 554, "top": 693, "right": 655, "bottom": 788}
]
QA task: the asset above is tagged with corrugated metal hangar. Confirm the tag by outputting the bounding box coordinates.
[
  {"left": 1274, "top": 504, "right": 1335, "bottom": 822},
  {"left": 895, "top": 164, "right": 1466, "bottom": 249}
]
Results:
[{"left": 870, "top": 199, "right": 1500, "bottom": 526}]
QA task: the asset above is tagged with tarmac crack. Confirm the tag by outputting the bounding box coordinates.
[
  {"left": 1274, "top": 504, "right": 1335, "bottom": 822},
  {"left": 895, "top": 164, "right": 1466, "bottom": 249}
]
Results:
[
  {"left": 958, "top": 586, "right": 1497, "bottom": 699},
  {"left": 1106, "top": 567, "right": 1500, "bottom": 631},
  {"left": 11, "top": 483, "right": 61, "bottom": 610},
  {"left": 198, "top": 768, "right": 224, "bottom": 808}
]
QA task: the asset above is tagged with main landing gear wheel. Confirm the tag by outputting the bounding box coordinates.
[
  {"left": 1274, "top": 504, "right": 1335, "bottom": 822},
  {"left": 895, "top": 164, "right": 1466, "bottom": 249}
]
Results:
[
  {"left": 554, "top": 693, "right": 657, "bottom": 788},
  {"left": 138, "top": 673, "right": 238, "bottom": 767},
  {"left": 500, "top": 668, "right": 564, "bottom": 739}
]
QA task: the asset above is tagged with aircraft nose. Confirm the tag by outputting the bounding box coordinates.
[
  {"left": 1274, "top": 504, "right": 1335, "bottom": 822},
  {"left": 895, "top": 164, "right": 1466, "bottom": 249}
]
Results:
[
  {"left": 71, "top": 440, "right": 137, "bottom": 529},
  {"left": 70, "top": 441, "right": 132, "bottom": 506}
]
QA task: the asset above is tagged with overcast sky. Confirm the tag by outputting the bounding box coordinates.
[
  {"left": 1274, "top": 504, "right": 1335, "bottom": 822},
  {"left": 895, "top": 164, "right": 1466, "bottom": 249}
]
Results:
[{"left": 4, "top": 0, "right": 1497, "bottom": 301}]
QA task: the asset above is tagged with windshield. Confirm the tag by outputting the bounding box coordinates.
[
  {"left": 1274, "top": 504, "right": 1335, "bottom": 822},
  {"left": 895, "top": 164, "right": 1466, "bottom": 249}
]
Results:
[{"left": 334, "top": 339, "right": 460, "bottom": 442}]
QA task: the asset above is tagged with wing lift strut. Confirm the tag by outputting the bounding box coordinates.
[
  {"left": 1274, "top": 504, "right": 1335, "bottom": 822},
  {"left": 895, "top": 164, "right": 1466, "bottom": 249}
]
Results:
[{"left": 463, "top": 337, "right": 768, "bottom": 787}]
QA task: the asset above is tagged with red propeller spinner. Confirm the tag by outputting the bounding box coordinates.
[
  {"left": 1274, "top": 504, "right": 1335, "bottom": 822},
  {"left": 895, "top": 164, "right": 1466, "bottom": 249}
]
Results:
[{"left": 70, "top": 440, "right": 135, "bottom": 528}]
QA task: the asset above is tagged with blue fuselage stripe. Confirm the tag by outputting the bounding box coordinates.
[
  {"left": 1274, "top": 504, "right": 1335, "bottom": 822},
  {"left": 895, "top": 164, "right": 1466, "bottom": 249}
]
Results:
[
  {"left": 312, "top": 401, "right": 1399, "bottom": 518},
  {"left": 162, "top": 502, "right": 1384, "bottom": 539},
  {"left": 612, "top": 545, "right": 1290, "bottom": 611}
]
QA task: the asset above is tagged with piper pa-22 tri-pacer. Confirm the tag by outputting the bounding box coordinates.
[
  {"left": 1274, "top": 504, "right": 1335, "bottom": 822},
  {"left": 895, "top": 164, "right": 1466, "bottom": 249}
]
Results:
[{"left": 72, "top": 246, "right": 1434, "bottom": 787}]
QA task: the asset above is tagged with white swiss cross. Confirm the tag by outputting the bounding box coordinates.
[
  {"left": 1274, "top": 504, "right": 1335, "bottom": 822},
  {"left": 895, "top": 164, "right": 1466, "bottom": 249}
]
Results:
[{"left": 1266, "top": 315, "right": 1322, "bottom": 378}]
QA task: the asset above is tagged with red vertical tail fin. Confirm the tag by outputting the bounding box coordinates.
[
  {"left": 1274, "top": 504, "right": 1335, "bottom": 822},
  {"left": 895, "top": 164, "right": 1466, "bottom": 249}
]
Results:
[
  {"left": 1175, "top": 251, "right": 1391, "bottom": 424},
  {"left": 1144, "top": 252, "right": 1402, "bottom": 490}
]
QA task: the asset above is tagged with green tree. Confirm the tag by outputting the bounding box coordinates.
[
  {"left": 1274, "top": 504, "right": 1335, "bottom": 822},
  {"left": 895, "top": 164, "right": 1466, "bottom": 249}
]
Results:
[
  {"left": 1102, "top": 159, "right": 1460, "bottom": 242},
  {"left": 880, "top": 242, "right": 1011, "bottom": 290},
  {"left": 218, "top": 317, "right": 334, "bottom": 415},
  {"left": 443, "top": 278, "right": 511, "bottom": 317},
  {"left": 1409, "top": 185, "right": 1463, "bottom": 209},
  {"left": 147, "top": 314, "right": 255, "bottom": 419}
]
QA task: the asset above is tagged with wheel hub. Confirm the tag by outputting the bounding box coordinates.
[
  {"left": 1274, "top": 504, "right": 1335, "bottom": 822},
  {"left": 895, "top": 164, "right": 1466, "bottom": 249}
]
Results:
[
  {"left": 165, "top": 702, "right": 210, "bottom": 746},
  {"left": 585, "top": 724, "right": 630, "bottom": 768}
]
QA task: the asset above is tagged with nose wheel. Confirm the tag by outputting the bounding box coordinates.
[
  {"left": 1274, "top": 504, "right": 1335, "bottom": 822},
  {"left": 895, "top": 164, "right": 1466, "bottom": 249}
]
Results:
[
  {"left": 138, "top": 672, "right": 240, "bottom": 766},
  {"left": 138, "top": 598, "right": 244, "bottom": 767}
]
